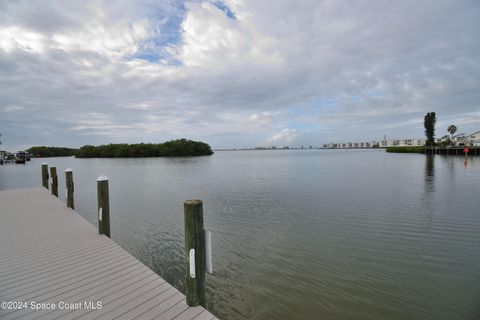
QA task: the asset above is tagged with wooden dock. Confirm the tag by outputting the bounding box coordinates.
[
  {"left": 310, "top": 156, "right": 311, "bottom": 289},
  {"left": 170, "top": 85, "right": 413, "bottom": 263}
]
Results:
[{"left": 0, "top": 187, "right": 218, "bottom": 320}]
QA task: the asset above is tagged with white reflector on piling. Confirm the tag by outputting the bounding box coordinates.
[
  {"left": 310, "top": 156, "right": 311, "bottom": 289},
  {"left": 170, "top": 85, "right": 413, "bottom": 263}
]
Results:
[
  {"left": 189, "top": 249, "right": 196, "bottom": 278},
  {"left": 98, "top": 207, "right": 103, "bottom": 221},
  {"left": 97, "top": 174, "right": 109, "bottom": 181},
  {"left": 205, "top": 230, "right": 212, "bottom": 274}
]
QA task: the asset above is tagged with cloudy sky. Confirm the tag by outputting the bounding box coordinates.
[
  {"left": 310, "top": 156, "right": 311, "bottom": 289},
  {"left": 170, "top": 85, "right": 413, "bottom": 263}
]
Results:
[{"left": 0, "top": 0, "right": 479, "bottom": 150}]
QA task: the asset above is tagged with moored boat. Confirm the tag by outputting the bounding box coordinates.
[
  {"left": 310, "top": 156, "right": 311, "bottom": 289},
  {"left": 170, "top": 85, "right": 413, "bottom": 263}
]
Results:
[
  {"left": 5, "top": 153, "right": 15, "bottom": 163},
  {"left": 15, "top": 151, "right": 27, "bottom": 164}
]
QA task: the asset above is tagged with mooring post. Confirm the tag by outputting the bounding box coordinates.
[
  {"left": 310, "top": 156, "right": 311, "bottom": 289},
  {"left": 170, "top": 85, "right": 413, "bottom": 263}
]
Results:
[
  {"left": 50, "top": 167, "right": 58, "bottom": 197},
  {"left": 97, "top": 175, "right": 110, "bottom": 237},
  {"left": 41, "top": 163, "right": 49, "bottom": 189},
  {"left": 65, "top": 168, "right": 74, "bottom": 209},
  {"left": 184, "top": 199, "right": 206, "bottom": 307}
]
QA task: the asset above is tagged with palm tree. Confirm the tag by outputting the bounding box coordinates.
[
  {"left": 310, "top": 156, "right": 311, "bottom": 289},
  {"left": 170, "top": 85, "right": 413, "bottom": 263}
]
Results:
[{"left": 447, "top": 125, "right": 457, "bottom": 145}]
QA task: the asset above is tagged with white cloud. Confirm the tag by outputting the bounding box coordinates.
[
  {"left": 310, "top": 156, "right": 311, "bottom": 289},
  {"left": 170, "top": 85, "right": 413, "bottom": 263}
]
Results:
[
  {"left": 0, "top": 0, "right": 479, "bottom": 150},
  {"left": 179, "top": 1, "right": 281, "bottom": 67},
  {"left": 0, "top": 5, "right": 153, "bottom": 60},
  {"left": 266, "top": 128, "right": 297, "bottom": 145},
  {"left": 3, "top": 105, "right": 25, "bottom": 112},
  {"left": 0, "top": 26, "right": 47, "bottom": 53}
]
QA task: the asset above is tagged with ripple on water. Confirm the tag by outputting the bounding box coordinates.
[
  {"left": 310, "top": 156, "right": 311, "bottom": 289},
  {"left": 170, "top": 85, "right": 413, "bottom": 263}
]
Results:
[{"left": 1, "top": 152, "right": 479, "bottom": 320}]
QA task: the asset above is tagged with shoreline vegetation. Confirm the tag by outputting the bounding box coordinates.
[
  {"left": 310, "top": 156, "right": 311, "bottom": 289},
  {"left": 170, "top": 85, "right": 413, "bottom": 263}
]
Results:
[
  {"left": 27, "top": 139, "right": 213, "bottom": 158},
  {"left": 27, "top": 146, "right": 77, "bottom": 157},
  {"left": 386, "top": 146, "right": 479, "bottom": 154},
  {"left": 385, "top": 146, "right": 425, "bottom": 153}
]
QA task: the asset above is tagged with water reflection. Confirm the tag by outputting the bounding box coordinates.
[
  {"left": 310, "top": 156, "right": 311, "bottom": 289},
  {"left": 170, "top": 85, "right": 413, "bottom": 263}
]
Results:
[
  {"left": 424, "top": 155, "right": 435, "bottom": 192},
  {"left": 420, "top": 155, "right": 435, "bottom": 233}
]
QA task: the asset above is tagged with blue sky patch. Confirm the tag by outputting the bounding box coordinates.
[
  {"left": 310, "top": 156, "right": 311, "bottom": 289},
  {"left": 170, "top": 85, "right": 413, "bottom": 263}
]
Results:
[
  {"left": 126, "top": 2, "right": 187, "bottom": 64},
  {"left": 125, "top": 1, "right": 236, "bottom": 64},
  {"left": 369, "top": 89, "right": 385, "bottom": 97},
  {"left": 211, "top": 1, "right": 236, "bottom": 19},
  {"left": 309, "top": 95, "right": 336, "bottom": 108}
]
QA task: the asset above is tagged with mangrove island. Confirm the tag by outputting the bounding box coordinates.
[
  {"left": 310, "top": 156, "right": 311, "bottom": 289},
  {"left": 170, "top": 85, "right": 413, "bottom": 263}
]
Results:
[{"left": 28, "top": 139, "right": 213, "bottom": 158}]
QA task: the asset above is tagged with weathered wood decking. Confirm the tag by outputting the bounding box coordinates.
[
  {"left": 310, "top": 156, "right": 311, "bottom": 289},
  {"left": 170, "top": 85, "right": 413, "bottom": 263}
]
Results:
[{"left": 0, "top": 188, "right": 218, "bottom": 320}]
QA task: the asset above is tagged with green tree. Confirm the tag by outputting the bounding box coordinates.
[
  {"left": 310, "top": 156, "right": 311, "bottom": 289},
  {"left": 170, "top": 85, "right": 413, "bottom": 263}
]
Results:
[
  {"left": 424, "top": 112, "right": 436, "bottom": 146},
  {"left": 439, "top": 135, "right": 451, "bottom": 147},
  {"left": 27, "top": 146, "right": 77, "bottom": 157},
  {"left": 447, "top": 125, "right": 457, "bottom": 144},
  {"left": 75, "top": 139, "right": 213, "bottom": 158}
]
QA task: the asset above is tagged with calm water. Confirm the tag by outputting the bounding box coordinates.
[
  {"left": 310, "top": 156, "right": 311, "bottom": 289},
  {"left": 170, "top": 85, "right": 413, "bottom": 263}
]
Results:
[{"left": 1, "top": 150, "right": 479, "bottom": 320}]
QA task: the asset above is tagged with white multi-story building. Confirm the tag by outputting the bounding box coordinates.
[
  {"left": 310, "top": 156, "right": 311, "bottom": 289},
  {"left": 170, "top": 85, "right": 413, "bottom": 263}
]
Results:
[
  {"left": 324, "top": 139, "right": 425, "bottom": 149},
  {"left": 378, "top": 139, "right": 425, "bottom": 147},
  {"left": 456, "top": 131, "right": 480, "bottom": 147}
]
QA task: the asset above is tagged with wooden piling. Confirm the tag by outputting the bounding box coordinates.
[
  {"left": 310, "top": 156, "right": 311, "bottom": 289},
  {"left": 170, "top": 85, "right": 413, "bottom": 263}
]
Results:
[
  {"left": 65, "top": 168, "right": 74, "bottom": 209},
  {"left": 50, "top": 167, "right": 58, "bottom": 197},
  {"left": 41, "top": 163, "right": 49, "bottom": 189},
  {"left": 97, "top": 175, "right": 110, "bottom": 237},
  {"left": 184, "top": 199, "right": 206, "bottom": 307}
]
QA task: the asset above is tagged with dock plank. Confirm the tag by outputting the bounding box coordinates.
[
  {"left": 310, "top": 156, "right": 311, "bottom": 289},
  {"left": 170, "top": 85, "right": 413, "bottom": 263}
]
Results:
[
  {"left": 0, "top": 264, "right": 148, "bottom": 320},
  {"left": 1, "top": 249, "right": 130, "bottom": 297},
  {"left": 0, "top": 188, "right": 218, "bottom": 320},
  {"left": 173, "top": 305, "right": 205, "bottom": 320},
  {"left": 0, "top": 242, "right": 119, "bottom": 286},
  {"left": 192, "top": 309, "right": 217, "bottom": 320},
  {"left": 131, "top": 292, "right": 186, "bottom": 320}
]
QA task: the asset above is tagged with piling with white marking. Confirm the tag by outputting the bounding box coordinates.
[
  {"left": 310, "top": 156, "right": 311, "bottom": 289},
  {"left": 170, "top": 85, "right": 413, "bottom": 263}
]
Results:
[
  {"left": 97, "top": 175, "right": 110, "bottom": 237},
  {"left": 184, "top": 199, "right": 206, "bottom": 306}
]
